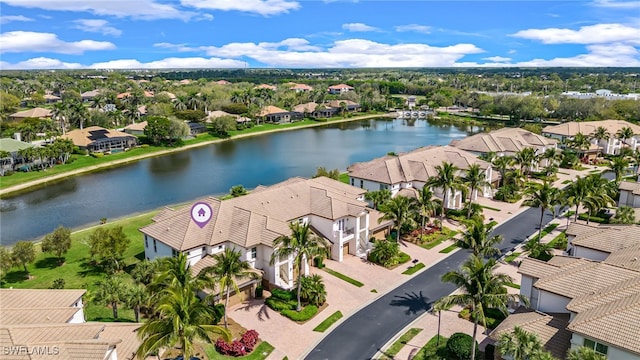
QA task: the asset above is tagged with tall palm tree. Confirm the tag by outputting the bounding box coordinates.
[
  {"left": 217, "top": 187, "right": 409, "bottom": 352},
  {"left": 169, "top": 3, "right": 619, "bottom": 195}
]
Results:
[
  {"left": 270, "top": 223, "right": 330, "bottom": 311},
  {"left": 150, "top": 252, "right": 204, "bottom": 299},
  {"left": 435, "top": 255, "right": 526, "bottom": 360},
  {"left": 612, "top": 206, "right": 636, "bottom": 224},
  {"left": 564, "top": 176, "right": 590, "bottom": 222},
  {"left": 137, "top": 285, "right": 231, "bottom": 359},
  {"left": 125, "top": 284, "right": 148, "bottom": 323},
  {"left": 416, "top": 187, "right": 439, "bottom": 236},
  {"left": 498, "top": 326, "right": 544, "bottom": 360},
  {"left": 493, "top": 156, "right": 513, "bottom": 188},
  {"left": 364, "top": 189, "right": 392, "bottom": 210},
  {"left": 426, "top": 161, "right": 465, "bottom": 218},
  {"left": 522, "top": 181, "right": 562, "bottom": 241},
  {"left": 569, "top": 132, "right": 592, "bottom": 156},
  {"left": 93, "top": 276, "right": 127, "bottom": 319},
  {"left": 591, "top": 126, "right": 610, "bottom": 157},
  {"left": 608, "top": 156, "right": 629, "bottom": 183},
  {"left": 513, "top": 147, "right": 538, "bottom": 177},
  {"left": 540, "top": 148, "right": 562, "bottom": 168},
  {"left": 462, "top": 164, "right": 491, "bottom": 218},
  {"left": 378, "top": 195, "right": 417, "bottom": 242},
  {"left": 201, "top": 248, "right": 259, "bottom": 329},
  {"left": 616, "top": 126, "right": 635, "bottom": 148},
  {"left": 458, "top": 217, "right": 502, "bottom": 257}
]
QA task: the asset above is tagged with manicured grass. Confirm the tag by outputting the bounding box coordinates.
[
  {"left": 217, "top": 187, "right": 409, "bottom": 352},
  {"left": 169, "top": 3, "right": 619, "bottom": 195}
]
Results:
[
  {"left": 481, "top": 205, "right": 502, "bottom": 212},
  {"left": 562, "top": 179, "right": 572, "bottom": 184},
  {"left": 378, "top": 328, "right": 422, "bottom": 360},
  {"left": 338, "top": 172, "right": 350, "bottom": 184},
  {"left": 506, "top": 282, "right": 521, "bottom": 289},
  {"left": 323, "top": 268, "right": 364, "bottom": 287},
  {"left": 547, "top": 232, "right": 567, "bottom": 250},
  {"left": 504, "top": 252, "right": 521, "bottom": 263},
  {"left": 0, "top": 211, "right": 157, "bottom": 321},
  {"left": 313, "top": 311, "right": 343, "bottom": 332},
  {"left": 205, "top": 341, "right": 275, "bottom": 360},
  {"left": 418, "top": 228, "right": 458, "bottom": 250},
  {"left": 402, "top": 262, "right": 425, "bottom": 275},
  {"left": 412, "top": 335, "right": 448, "bottom": 360},
  {"left": 438, "top": 243, "right": 459, "bottom": 254},
  {"left": 530, "top": 223, "right": 559, "bottom": 242}
]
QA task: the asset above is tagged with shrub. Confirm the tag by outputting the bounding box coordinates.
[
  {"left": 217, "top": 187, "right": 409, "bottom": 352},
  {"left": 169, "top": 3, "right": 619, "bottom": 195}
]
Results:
[
  {"left": 282, "top": 305, "right": 318, "bottom": 322},
  {"left": 49, "top": 278, "right": 65, "bottom": 289},
  {"left": 90, "top": 152, "right": 104, "bottom": 158},
  {"left": 369, "top": 239, "right": 400, "bottom": 267},
  {"left": 446, "top": 332, "right": 479, "bottom": 360},
  {"left": 215, "top": 330, "right": 260, "bottom": 357},
  {"left": 270, "top": 288, "right": 295, "bottom": 301},
  {"left": 265, "top": 296, "right": 295, "bottom": 311},
  {"left": 396, "top": 251, "right": 411, "bottom": 264}
]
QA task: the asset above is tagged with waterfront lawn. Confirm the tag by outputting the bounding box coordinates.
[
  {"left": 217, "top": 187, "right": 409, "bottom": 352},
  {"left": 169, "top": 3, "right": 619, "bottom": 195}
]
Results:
[{"left": 0, "top": 212, "right": 156, "bottom": 321}]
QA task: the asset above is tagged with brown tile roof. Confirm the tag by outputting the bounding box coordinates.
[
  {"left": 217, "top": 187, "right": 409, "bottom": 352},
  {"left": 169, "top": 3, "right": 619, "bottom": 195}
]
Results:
[
  {"left": 123, "top": 121, "right": 147, "bottom": 132},
  {"left": 619, "top": 181, "right": 640, "bottom": 195},
  {"left": 4, "top": 323, "right": 105, "bottom": 344},
  {"left": 61, "top": 126, "right": 137, "bottom": 148},
  {"left": 347, "top": 145, "right": 491, "bottom": 185},
  {"left": 518, "top": 257, "right": 589, "bottom": 279},
  {"left": 255, "top": 84, "right": 277, "bottom": 90},
  {"left": 566, "top": 222, "right": 602, "bottom": 237},
  {"left": 290, "top": 84, "right": 313, "bottom": 91},
  {"left": 605, "top": 244, "right": 640, "bottom": 271},
  {"left": 9, "top": 107, "right": 52, "bottom": 119},
  {"left": 258, "top": 105, "right": 289, "bottom": 116},
  {"left": 140, "top": 177, "right": 369, "bottom": 251},
  {"left": 97, "top": 323, "right": 141, "bottom": 360},
  {"left": 489, "top": 307, "right": 571, "bottom": 359},
  {"left": 450, "top": 127, "right": 557, "bottom": 154},
  {"left": 0, "top": 308, "right": 80, "bottom": 325},
  {"left": 325, "top": 100, "right": 359, "bottom": 108},
  {"left": 0, "top": 289, "right": 85, "bottom": 309},
  {"left": 328, "top": 84, "right": 353, "bottom": 90},
  {"left": 571, "top": 225, "right": 640, "bottom": 254},
  {"left": 292, "top": 102, "right": 318, "bottom": 113},
  {"left": 542, "top": 120, "right": 640, "bottom": 138}
]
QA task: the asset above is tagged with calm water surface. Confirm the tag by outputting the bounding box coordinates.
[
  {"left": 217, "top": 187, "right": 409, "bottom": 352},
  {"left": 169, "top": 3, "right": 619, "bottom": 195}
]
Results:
[{"left": 1, "top": 118, "right": 484, "bottom": 244}]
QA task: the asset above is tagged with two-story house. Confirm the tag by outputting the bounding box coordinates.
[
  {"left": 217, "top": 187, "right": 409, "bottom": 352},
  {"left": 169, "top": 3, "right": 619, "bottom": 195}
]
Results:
[
  {"left": 347, "top": 145, "right": 495, "bottom": 210},
  {"left": 542, "top": 120, "right": 640, "bottom": 156},
  {"left": 140, "top": 177, "right": 387, "bottom": 293},
  {"left": 327, "top": 84, "right": 354, "bottom": 95}
]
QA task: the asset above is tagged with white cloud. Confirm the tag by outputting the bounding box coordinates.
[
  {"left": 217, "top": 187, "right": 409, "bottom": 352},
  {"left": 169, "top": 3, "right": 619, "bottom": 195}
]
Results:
[
  {"left": 0, "top": 57, "right": 83, "bottom": 69},
  {"left": 0, "top": 15, "right": 34, "bottom": 24},
  {"left": 511, "top": 23, "right": 640, "bottom": 45},
  {"left": 508, "top": 49, "right": 517, "bottom": 54},
  {"left": 1, "top": 0, "right": 196, "bottom": 20},
  {"left": 180, "top": 0, "right": 299, "bottom": 16},
  {"left": 514, "top": 43, "right": 640, "bottom": 67},
  {"left": 482, "top": 56, "right": 511, "bottom": 62},
  {"left": 591, "top": 0, "right": 640, "bottom": 9},
  {"left": 73, "top": 19, "right": 122, "bottom": 36},
  {"left": 395, "top": 24, "right": 431, "bottom": 34},
  {"left": 0, "top": 31, "right": 115, "bottom": 54},
  {"left": 89, "top": 57, "right": 246, "bottom": 69},
  {"left": 342, "top": 23, "right": 380, "bottom": 32}
]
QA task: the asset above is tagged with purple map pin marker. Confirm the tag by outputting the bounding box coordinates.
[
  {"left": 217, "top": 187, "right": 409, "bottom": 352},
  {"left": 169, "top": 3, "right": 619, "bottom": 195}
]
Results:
[{"left": 191, "top": 202, "right": 213, "bottom": 228}]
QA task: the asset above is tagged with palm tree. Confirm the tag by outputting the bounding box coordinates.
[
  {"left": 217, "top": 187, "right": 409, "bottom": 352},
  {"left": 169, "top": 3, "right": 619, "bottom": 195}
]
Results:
[
  {"left": 522, "top": 181, "right": 562, "bottom": 241},
  {"left": 498, "top": 326, "right": 544, "bottom": 360},
  {"left": 567, "top": 346, "right": 607, "bottom": 360},
  {"left": 378, "top": 195, "right": 417, "bottom": 242},
  {"left": 364, "top": 189, "right": 392, "bottom": 210},
  {"left": 435, "top": 255, "right": 526, "bottom": 360},
  {"left": 569, "top": 132, "right": 591, "bottom": 153},
  {"left": 426, "top": 161, "right": 465, "bottom": 218},
  {"left": 150, "top": 253, "right": 204, "bottom": 299},
  {"left": 612, "top": 206, "right": 636, "bottom": 224},
  {"left": 565, "top": 176, "right": 590, "bottom": 222},
  {"left": 125, "top": 284, "right": 148, "bottom": 323},
  {"left": 493, "top": 156, "right": 513, "bottom": 188},
  {"left": 137, "top": 285, "right": 231, "bottom": 359},
  {"left": 201, "top": 248, "right": 259, "bottom": 329},
  {"left": 630, "top": 149, "right": 640, "bottom": 173},
  {"left": 591, "top": 126, "right": 610, "bottom": 157},
  {"left": 608, "top": 156, "right": 629, "bottom": 183},
  {"left": 298, "top": 274, "right": 327, "bottom": 307},
  {"left": 369, "top": 238, "right": 400, "bottom": 267},
  {"left": 523, "top": 238, "right": 553, "bottom": 261},
  {"left": 616, "top": 126, "right": 635, "bottom": 148},
  {"left": 462, "top": 164, "right": 491, "bottom": 218},
  {"left": 540, "top": 148, "right": 562, "bottom": 168},
  {"left": 270, "top": 223, "right": 330, "bottom": 311},
  {"left": 458, "top": 217, "right": 502, "bottom": 257},
  {"left": 513, "top": 147, "right": 538, "bottom": 177},
  {"left": 416, "top": 187, "right": 439, "bottom": 236},
  {"left": 93, "top": 276, "right": 127, "bottom": 319}
]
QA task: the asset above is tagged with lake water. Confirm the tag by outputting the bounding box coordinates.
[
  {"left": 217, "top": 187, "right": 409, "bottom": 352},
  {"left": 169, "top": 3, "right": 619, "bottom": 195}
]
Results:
[{"left": 0, "top": 118, "right": 485, "bottom": 245}]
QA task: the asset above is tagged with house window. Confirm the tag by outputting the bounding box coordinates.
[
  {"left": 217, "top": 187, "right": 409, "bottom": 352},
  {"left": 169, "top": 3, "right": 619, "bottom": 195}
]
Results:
[
  {"left": 171, "top": 249, "right": 177, "bottom": 257},
  {"left": 153, "top": 239, "right": 157, "bottom": 252},
  {"left": 351, "top": 178, "right": 354, "bottom": 186},
  {"left": 202, "top": 247, "right": 206, "bottom": 253},
  {"left": 338, "top": 219, "right": 346, "bottom": 231},
  {"left": 145, "top": 236, "right": 148, "bottom": 248},
  {"left": 584, "top": 339, "right": 608, "bottom": 355},
  {"left": 360, "top": 180, "right": 364, "bottom": 188},
  {"left": 380, "top": 184, "right": 388, "bottom": 190},
  {"left": 251, "top": 247, "right": 257, "bottom": 259}
]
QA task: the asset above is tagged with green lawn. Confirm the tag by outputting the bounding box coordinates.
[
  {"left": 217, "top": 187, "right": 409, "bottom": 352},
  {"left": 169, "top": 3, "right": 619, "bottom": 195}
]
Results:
[
  {"left": 323, "top": 268, "right": 364, "bottom": 287},
  {"left": 481, "top": 205, "right": 502, "bottom": 212},
  {"left": 504, "top": 252, "right": 521, "bottom": 263},
  {"left": 412, "top": 335, "right": 448, "bottom": 360},
  {"left": 402, "top": 262, "right": 425, "bottom": 275},
  {"left": 530, "top": 223, "right": 559, "bottom": 242},
  {"left": 338, "top": 172, "right": 350, "bottom": 184},
  {"left": 0, "top": 211, "right": 157, "bottom": 321},
  {"left": 313, "top": 311, "right": 343, "bottom": 332},
  {"left": 438, "top": 243, "right": 459, "bottom": 254},
  {"left": 205, "top": 341, "right": 275, "bottom": 360},
  {"left": 378, "top": 328, "right": 422, "bottom": 360}
]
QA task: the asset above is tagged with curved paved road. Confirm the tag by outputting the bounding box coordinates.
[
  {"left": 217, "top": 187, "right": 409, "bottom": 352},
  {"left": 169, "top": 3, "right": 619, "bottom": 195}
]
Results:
[{"left": 305, "top": 206, "right": 556, "bottom": 360}]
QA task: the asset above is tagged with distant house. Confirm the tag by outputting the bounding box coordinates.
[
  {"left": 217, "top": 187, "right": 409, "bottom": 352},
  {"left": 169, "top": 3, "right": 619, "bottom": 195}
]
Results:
[
  {"left": 117, "top": 91, "right": 154, "bottom": 99},
  {"left": 156, "top": 91, "right": 177, "bottom": 100},
  {"left": 348, "top": 145, "right": 495, "bottom": 209},
  {"left": 327, "top": 84, "right": 354, "bottom": 95},
  {"left": 81, "top": 89, "right": 101, "bottom": 102},
  {"left": 542, "top": 120, "right": 640, "bottom": 155},
  {"left": 290, "top": 83, "right": 314, "bottom": 92},
  {"left": 254, "top": 84, "right": 277, "bottom": 91},
  {"left": 62, "top": 126, "right": 138, "bottom": 153},
  {"left": 259, "top": 105, "right": 294, "bottom": 123},
  {"left": 325, "top": 99, "right": 361, "bottom": 112},
  {"left": 619, "top": 181, "right": 640, "bottom": 208},
  {"left": 0, "top": 138, "right": 35, "bottom": 173},
  {"left": 215, "top": 80, "right": 231, "bottom": 85},
  {"left": 291, "top": 102, "right": 341, "bottom": 119},
  {"left": 9, "top": 107, "right": 52, "bottom": 121},
  {"left": 406, "top": 96, "right": 417, "bottom": 109},
  {"left": 43, "top": 94, "right": 61, "bottom": 103},
  {"left": 565, "top": 223, "right": 640, "bottom": 262},
  {"left": 123, "top": 121, "right": 148, "bottom": 135}
]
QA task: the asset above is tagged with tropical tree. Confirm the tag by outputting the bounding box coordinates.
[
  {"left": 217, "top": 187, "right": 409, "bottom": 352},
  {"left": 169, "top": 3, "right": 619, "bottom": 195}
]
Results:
[
  {"left": 522, "top": 181, "right": 562, "bottom": 241},
  {"left": 540, "top": 148, "right": 562, "bottom": 168},
  {"left": 201, "top": 248, "right": 259, "bottom": 329},
  {"left": 0, "top": 247, "right": 14, "bottom": 275},
  {"left": 565, "top": 176, "right": 591, "bottom": 222},
  {"left": 426, "top": 161, "right": 465, "bottom": 218},
  {"left": 569, "top": 132, "right": 591, "bottom": 153},
  {"left": 513, "top": 147, "right": 538, "bottom": 177},
  {"left": 92, "top": 275, "right": 127, "bottom": 319},
  {"left": 591, "top": 126, "right": 610, "bottom": 157},
  {"left": 41, "top": 225, "right": 72, "bottom": 265},
  {"left": 523, "top": 238, "right": 554, "bottom": 261},
  {"left": 611, "top": 206, "right": 636, "bottom": 224},
  {"left": 270, "top": 223, "right": 330, "bottom": 311},
  {"left": 493, "top": 156, "right": 513, "bottom": 188},
  {"left": 369, "top": 238, "right": 400, "bottom": 267},
  {"left": 11, "top": 240, "right": 36, "bottom": 275},
  {"left": 498, "top": 326, "right": 544, "bottom": 360},
  {"left": 313, "top": 166, "right": 340, "bottom": 180},
  {"left": 567, "top": 346, "right": 607, "bottom": 360},
  {"left": 136, "top": 285, "right": 231, "bottom": 359},
  {"left": 298, "top": 274, "right": 327, "bottom": 307},
  {"left": 131, "top": 260, "right": 157, "bottom": 286},
  {"left": 435, "top": 255, "right": 526, "bottom": 360},
  {"left": 125, "top": 284, "right": 148, "bottom": 323},
  {"left": 88, "top": 226, "right": 131, "bottom": 272},
  {"left": 416, "top": 186, "right": 439, "bottom": 236},
  {"left": 458, "top": 217, "right": 502, "bottom": 257},
  {"left": 150, "top": 252, "right": 203, "bottom": 296},
  {"left": 462, "top": 164, "right": 491, "bottom": 218},
  {"left": 378, "top": 195, "right": 417, "bottom": 241},
  {"left": 364, "top": 189, "right": 392, "bottom": 210},
  {"left": 608, "top": 156, "right": 629, "bottom": 183},
  {"left": 229, "top": 184, "right": 248, "bottom": 197},
  {"left": 616, "top": 126, "right": 635, "bottom": 148}
]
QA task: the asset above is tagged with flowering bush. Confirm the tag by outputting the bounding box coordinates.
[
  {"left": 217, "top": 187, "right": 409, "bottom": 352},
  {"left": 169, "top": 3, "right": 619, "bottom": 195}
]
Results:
[{"left": 215, "top": 330, "right": 260, "bottom": 357}]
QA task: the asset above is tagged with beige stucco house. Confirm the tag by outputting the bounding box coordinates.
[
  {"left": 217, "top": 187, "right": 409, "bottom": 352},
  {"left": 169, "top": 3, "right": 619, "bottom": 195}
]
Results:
[{"left": 542, "top": 120, "right": 640, "bottom": 155}]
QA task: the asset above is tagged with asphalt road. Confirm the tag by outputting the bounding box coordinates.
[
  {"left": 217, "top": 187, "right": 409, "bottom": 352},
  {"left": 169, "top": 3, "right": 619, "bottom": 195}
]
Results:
[{"left": 305, "top": 206, "right": 556, "bottom": 360}]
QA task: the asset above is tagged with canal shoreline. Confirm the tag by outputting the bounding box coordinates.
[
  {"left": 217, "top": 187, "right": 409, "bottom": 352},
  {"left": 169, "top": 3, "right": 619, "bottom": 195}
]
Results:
[{"left": 0, "top": 113, "right": 395, "bottom": 198}]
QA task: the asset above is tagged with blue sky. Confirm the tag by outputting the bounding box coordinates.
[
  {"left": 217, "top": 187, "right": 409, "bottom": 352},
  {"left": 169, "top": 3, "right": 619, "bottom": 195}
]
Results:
[{"left": 0, "top": 0, "right": 639, "bottom": 69}]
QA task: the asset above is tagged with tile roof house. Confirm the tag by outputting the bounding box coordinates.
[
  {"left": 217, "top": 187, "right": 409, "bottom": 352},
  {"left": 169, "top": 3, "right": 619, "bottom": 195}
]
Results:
[
  {"left": 0, "top": 289, "right": 86, "bottom": 325},
  {"left": 347, "top": 145, "right": 495, "bottom": 210},
  {"left": 80, "top": 90, "right": 101, "bottom": 102},
  {"left": 496, "top": 244, "right": 640, "bottom": 360},
  {"left": 9, "top": 107, "right": 52, "bottom": 121},
  {"left": 542, "top": 120, "right": 640, "bottom": 155},
  {"left": 254, "top": 84, "right": 277, "bottom": 91},
  {"left": 215, "top": 80, "right": 231, "bottom": 85},
  {"left": 325, "top": 99, "right": 361, "bottom": 112},
  {"left": 123, "top": 121, "right": 147, "bottom": 135},
  {"left": 565, "top": 223, "right": 640, "bottom": 268},
  {"left": 619, "top": 181, "right": 640, "bottom": 208},
  {"left": 140, "top": 177, "right": 388, "bottom": 292},
  {"left": 258, "top": 105, "right": 297, "bottom": 124},
  {"left": 62, "top": 126, "right": 138, "bottom": 153},
  {"left": 327, "top": 84, "right": 354, "bottom": 95},
  {"left": 290, "top": 83, "right": 313, "bottom": 92}
]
